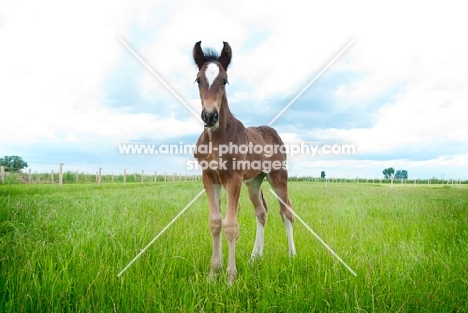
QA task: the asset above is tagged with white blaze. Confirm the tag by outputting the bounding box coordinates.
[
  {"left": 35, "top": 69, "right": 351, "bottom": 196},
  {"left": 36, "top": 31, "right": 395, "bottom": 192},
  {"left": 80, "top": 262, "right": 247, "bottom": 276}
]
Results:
[{"left": 205, "top": 63, "right": 219, "bottom": 88}]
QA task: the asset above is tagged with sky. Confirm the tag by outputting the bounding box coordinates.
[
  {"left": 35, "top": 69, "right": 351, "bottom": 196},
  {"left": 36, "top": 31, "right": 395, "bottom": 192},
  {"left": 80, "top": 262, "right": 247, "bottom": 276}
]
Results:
[{"left": 1, "top": 0, "right": 467, "bottom": 180}]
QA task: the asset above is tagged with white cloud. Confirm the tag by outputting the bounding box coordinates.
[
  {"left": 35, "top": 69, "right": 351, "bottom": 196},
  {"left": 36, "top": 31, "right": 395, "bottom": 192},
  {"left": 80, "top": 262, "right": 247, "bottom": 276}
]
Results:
[
  {"left": 0, "top": 0, "right": 159, "bottom": 143},
  {"left": 323, "top": 80, "right": 468, "bottom": 155},
  {"left": 2, "top": 102, "right": 200, "bottom": 145},
  {"left": 289, "top": 153, "right": 468, "bottom": 180}
]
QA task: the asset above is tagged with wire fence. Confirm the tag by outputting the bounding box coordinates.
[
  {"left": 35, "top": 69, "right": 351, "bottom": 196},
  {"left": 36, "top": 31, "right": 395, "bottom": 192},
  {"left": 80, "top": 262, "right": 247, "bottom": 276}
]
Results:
[
  {"left": 1, "top": 165, "right": 466, "bottom": 187},
  {"left": 0, "top": 165, "right": 200, "bottom": 185}
]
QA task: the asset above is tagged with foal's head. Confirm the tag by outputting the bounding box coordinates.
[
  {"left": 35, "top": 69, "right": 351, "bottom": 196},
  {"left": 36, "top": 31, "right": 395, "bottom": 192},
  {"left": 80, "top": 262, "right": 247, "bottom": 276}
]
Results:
[{"left": 193, "top": 41, "right": 232, "bottom": 128}]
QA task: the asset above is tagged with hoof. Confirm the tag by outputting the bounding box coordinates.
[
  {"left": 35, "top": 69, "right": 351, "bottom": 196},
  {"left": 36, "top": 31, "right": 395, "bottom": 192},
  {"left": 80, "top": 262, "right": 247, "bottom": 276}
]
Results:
[
  {"left": 226, "top": 268, "right": 237, "bottom": 286},
  {"left": 227, "top": 275, "right": 235, "bottom": 286},
  {"left": 208, "top": 271, "right": 220, "bottom": 283},
  {"left": 248, "top": 254, "right": 262, "bottom": 265}
]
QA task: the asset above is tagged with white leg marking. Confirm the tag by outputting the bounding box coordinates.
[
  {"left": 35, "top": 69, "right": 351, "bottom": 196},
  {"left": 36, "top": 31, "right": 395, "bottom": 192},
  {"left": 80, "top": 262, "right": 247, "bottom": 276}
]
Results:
[
  {"left": 251, "top": 217, "right": 265, "bottom": 260},
  {"left": 270, "top": 189, "right": 357, "bottom": 276},
  {"left": 205, "top": 63, "right": 219, "bottom": 88},
  {"left": 283, "top": 214, "right": 297, "bottom": 256}
]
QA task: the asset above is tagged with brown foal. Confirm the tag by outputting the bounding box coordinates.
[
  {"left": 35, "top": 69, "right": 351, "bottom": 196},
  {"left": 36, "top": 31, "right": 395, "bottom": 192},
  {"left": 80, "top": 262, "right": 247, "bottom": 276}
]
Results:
[{"left": 193, "top": 41, "right": 296, "bottom": 284}]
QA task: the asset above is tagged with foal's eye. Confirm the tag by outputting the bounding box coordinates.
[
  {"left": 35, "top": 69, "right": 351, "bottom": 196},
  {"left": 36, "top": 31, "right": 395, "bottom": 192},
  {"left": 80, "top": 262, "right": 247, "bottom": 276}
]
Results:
[
  {"left": 195, "top": 78, "right": 201, "bottom": 84},
  {"left": 222, "top": 79, "right": 229, "bottom": 86}
]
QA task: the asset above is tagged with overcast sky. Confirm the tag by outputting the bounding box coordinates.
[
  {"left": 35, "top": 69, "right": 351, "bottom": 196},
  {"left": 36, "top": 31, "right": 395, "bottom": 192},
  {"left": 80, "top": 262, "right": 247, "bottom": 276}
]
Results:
[{"left": 1, "top": 0, "right": 467, "bottom": 179}]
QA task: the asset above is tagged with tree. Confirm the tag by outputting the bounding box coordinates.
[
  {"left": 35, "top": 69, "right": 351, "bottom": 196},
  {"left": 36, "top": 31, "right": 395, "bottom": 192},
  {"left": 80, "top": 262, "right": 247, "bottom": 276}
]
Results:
[
  {"left": 382, "top": 167, "right": 395, "bottom": 179},
  {"left": 402, "top": 170, "right": 408, "bottom": 179},
  {"left": 0, "top": 156, "right": 28, "bottom": 172},
  {"left": 321, "top": 171, "right": 326, "bottom": 179},
  {"left": 395, "top": 170, "right": 408, "bottom": 179}
]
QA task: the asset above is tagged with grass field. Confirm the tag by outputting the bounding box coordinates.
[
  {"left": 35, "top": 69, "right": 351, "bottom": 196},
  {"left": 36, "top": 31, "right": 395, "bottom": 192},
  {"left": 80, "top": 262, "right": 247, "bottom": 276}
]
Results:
[{"left": 1, "top": 181, "right": 467, "bottom": 312}]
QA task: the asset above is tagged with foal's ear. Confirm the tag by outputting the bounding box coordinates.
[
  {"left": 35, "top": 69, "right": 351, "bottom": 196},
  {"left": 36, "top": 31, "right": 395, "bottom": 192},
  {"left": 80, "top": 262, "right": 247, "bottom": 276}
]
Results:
[
  {"left": 193, "top": 41, "right": 205, "bottom": 70},
  {"left": 219, "top": 41, "right": 232, "bottom": 71}
]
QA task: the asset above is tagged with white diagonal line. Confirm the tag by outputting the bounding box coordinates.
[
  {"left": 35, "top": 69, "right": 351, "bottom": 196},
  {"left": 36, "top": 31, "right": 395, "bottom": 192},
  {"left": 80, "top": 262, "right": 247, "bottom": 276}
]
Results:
[
  {"left": 268, "top": 189, "right": 357, "bottom": 277},
  {"left": 117, "top": 189, "right": 205, "bottom": 277},
  {"left": 118, "top": 37, "right": 203, "bottom": 124},
  {"left": 268, "top": 38, "right": 356, "bottom": 126}
]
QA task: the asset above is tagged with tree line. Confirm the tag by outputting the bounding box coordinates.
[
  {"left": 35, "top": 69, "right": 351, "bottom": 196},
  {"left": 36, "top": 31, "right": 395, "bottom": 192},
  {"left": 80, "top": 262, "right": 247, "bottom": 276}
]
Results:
[{"left": 382, "top": 167, "right": 408, "bottom": 179}]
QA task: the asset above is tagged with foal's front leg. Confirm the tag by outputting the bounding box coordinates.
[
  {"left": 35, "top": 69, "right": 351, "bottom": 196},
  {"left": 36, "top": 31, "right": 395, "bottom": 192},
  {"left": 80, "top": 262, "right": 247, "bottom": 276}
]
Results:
[
  {"left": 203, "top": 173, "right": 223, "bottom": 276},
  {"left": 222, "top": 173, "right": 242, "bottom": 284}
]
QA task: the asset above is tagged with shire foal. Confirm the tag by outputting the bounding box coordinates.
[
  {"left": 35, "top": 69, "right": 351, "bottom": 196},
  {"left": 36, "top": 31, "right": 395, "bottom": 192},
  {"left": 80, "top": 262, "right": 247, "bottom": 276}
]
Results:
[{"left": 193, "top": 41, "right": 296, "bottom": 284}]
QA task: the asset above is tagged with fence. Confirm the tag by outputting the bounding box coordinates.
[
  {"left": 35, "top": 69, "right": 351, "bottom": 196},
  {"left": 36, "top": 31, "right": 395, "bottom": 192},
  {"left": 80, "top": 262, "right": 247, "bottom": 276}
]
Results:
[
  {"left": 0, "top": 165, "right": 201, "bottom": 185},
  {"left": 288, "top": 176, "right": 465, "bottom": 188},
  {"left": 0, "top": 165, "right": 466, "bottom": 187}
]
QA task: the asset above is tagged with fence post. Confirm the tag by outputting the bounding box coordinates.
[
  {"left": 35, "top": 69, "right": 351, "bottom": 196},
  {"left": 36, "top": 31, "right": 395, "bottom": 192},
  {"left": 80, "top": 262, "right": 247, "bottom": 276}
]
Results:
[
  {"left": 0, "top": 166, "right": 4, "bottom": 184},
  {"left": 51, "top": 170, "right": 54, "bottom": 183},
  {"left": 76, "top": 170, "right": 79, "bottom": 183},
  {"left": 112, "top": 172, "right": 114, "bottom": 182},
  {"left": 123, "top": 169, "right": 127, "bottom": 184},
  {"left": 141, "top": 170, "right": 144, "bottom": 183},
  {"left": 59, "top": 163, "right": 63, "bottom": 187},
  {"left": 154, "top": 171, "right": 157, "bottom": 182},
  {"left": 28, "top": 169, "right": 32, "bottom": 184},
  {"left": 164, "top": 172, "right": 167, "bottom": 182},
  {"left": 98, "top": 168, "right": 102, "bottom": 185}
]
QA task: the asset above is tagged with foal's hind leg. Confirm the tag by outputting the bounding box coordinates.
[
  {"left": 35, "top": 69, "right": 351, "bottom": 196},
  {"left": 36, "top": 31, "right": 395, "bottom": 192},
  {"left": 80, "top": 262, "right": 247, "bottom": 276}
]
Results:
[
  {"left": 245, "top": 173, "right": 268, "bottom": 260},
  {"left": 268, "top": 170, "right": 297, "bottom": 256}
]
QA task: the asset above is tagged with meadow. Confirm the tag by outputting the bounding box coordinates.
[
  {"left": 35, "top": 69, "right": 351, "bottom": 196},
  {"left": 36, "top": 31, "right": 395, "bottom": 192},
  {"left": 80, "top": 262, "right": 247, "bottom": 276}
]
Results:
[{"left": 1, "top": 181, "right": 467, "bottom": 312}]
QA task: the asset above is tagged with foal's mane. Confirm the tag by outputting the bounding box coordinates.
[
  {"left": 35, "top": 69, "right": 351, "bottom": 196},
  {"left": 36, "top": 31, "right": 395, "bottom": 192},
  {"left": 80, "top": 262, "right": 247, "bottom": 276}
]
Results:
[{"left": 200, "top": 48, "right": 219, "bottom": 63}]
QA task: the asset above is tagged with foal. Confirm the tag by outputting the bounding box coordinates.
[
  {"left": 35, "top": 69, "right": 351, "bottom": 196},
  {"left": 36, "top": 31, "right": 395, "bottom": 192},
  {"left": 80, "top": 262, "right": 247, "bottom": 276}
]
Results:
[{"left": 193, "top": 41, "right": 296, "bottom": 284}]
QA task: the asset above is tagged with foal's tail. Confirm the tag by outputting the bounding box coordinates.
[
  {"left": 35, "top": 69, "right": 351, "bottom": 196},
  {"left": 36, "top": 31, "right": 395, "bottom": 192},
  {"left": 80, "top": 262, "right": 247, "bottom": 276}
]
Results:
[{"left": 261, "top": 190, "right": 268, "bottom": 213}]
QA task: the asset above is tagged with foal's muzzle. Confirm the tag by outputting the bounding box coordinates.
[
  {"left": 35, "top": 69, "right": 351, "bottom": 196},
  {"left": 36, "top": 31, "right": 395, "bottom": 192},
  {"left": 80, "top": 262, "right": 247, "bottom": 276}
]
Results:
[{"left": 201, "top": 109, "right": 219, "bottom": 127}]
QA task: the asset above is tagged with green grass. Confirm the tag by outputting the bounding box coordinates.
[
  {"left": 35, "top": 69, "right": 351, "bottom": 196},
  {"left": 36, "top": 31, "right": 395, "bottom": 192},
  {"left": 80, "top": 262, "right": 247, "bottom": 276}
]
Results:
[{"left": 1, "top": 182, "right": 467, "bottom": 312}]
